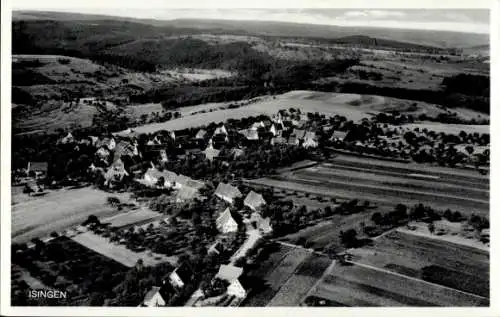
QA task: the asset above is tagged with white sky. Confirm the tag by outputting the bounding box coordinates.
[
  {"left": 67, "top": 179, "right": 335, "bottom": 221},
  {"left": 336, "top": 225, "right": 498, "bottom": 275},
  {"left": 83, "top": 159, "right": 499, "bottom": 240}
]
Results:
[{"left": 11, "top": 1, "right": 491, "bottom": 34}]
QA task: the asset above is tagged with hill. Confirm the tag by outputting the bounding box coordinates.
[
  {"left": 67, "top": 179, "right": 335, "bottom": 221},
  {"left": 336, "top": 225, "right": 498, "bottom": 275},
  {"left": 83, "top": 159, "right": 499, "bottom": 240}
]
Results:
[{"left": 12, "top": 11, "right": 489, "bottom": 49}]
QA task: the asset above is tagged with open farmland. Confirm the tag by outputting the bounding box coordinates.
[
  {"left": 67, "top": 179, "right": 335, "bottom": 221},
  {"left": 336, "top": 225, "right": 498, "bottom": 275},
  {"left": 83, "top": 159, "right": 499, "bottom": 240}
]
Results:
[
  {"left": 266, "top": 253, "right": 333, "bottom": 306},
  {"left": 11, "top": 187, "right": 133, "bottom": 244},
  {"left": 348, "top": 230, "right": 489, "bottom": 297},
  {"left": 310, "top": 262, "right": 488, "bottom": 306},
  {"left": 101, "top": 208, "right": 164, "bottom": 229},
  {"left": 242, "top": 245, "right": 310, "bottom": 306},
  {"left": 249, "top": 153, "right": 489, "bottom": 217},
  {"left": 400, "top": 122, "right": 489, "bottom": 135},
  {"left": 71, "top": 231, "right": 178, "bottom": 267}
]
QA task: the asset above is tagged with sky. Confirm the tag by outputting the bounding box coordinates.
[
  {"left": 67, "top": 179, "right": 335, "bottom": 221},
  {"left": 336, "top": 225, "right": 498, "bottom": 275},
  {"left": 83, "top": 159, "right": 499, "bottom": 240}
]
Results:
[{"left": 12, "top": 3, "right": 490, "bottom": 34}]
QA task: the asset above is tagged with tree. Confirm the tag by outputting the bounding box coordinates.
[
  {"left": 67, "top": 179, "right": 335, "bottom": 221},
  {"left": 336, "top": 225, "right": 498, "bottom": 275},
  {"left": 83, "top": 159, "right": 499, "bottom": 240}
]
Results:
[
  {"left": 428, "top": 222, "right": 435, "bottom": 234},
  {"left": 340, "top": 229, "right": 358, "bottom": 248},
  {"left": 371, "top": 212, "right": 382, "bottom": 225},
  {"left": 465, "top": 145, "right": 474, "bottom": 155}
]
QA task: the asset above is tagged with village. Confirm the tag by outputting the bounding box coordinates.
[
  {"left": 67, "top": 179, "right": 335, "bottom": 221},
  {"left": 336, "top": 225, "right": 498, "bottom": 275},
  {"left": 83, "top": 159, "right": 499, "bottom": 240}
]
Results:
[{"left": 12, "top": 105, "right": 490, "bottom": 307}]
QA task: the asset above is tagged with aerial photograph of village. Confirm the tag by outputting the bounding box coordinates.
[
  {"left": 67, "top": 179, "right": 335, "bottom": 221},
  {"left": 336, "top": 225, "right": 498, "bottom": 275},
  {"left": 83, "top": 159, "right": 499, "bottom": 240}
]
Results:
[{"left": 8, "top": 6, "right": 490, "bottom": 308}]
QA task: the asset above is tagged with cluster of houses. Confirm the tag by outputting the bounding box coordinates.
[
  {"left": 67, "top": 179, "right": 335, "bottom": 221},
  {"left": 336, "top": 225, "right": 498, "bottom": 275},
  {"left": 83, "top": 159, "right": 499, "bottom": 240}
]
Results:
[{"left": 140, "top": 181, "right": 271, "bottom": 307}]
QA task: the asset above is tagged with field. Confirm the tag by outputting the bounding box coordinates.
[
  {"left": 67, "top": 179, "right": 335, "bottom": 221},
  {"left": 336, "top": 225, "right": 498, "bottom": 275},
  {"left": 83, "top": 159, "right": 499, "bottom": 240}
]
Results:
[
  {"left": 309, "top": 262, "right": 488, "bottom": 306},
  {"left": 124, "top": 90, "right": 484, "bottom": 134},
  {"left": 348, "top": 230, "right": 489, "bottom": 297},
  {"left": 242, "top": 245, "right": 310, "bottom": 306},
  {"left": 249, "top": 153, "right": 489, "bottom": 217},
  {"left": 71, "top": 231, "right": 178, "bottom": 267},
  {"left": 242, "top": 244, "right": 334, "bottom": 306},
  {"left": 11, "top": 186, "right": 133, "bottom": 243},
  {"left": 101, "top": 208, "right": 164, "bottom": 228},
  {"left": 401, "top": 122, "right": 489, "bottom": 135}
]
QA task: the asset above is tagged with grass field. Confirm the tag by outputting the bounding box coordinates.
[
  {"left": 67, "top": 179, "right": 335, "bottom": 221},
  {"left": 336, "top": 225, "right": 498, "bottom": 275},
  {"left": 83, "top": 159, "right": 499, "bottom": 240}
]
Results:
[
  {"left": 101, "top": 208, "right": 164, "bottom": 228},
  {"left": 11, "top": 187, "right": 133, "bottom": 243},
  {"left": 242, "top": 245, "right": 310, "bottom": 306},
  {"left": 266, "top": 253, "right": 333, "bottom": 306},
  {"left": 312, "top": 262, "right": 488, "bottom": 306},
  {"left": 249, "top": 153, "right": 489, "bottom": 217},
  {"left": 349, "top": 230, "right": 489, "bottom": 297},
  {"left": 401, "top": 122, "right": 489, "bottom": 135},
  {"left": 71, "top": 231, "right": 178, "bottom": 267}
]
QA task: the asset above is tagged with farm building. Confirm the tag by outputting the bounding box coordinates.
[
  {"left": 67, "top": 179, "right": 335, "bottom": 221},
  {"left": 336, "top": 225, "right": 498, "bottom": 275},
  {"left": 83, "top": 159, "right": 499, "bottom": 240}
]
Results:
[
  {"left": 96, "top": 137, "right": 116, "bottom": 150},
  {"left": 176, "top": 186, "right": 200, "bottom": 202},
  {"left": 216, "top": 208, "right": 238, "bottom": 233},
  {"left": 215, "top": 264, "right": 243, "bottom": 282},
  {"left": 214, "top": 183, "right": 242, "bottom": 204},
  {"left": 214, "top": 125, "right": 228, "bottom": 136},
  {"left": 195, "top": 129, "right": 208, "bottom": 140},
  {"left": 59, "top": 132, "right": 75, "bottom": 144},
  {"left": 26, "top": 162, "right": 48, "bottom": 179},
  {"left": 141, "top": 286, "right": 167, "bottom": 307},
  {"left": 104, "top": 158, "right": 129, "bottom": 187},
  {"left": 243, "top": 191, "right": 266, "bottom": 211},
  {"left": 204, "top": 143, "right": 221, "bottom": 162},
  {"left": 249, "top": 213, "right": 273, "bottom": 234},
  {"left": 168, "top": 262, "right": 194, "bottom": 289},
  {"left": 142, "top": 167, "right": 178, "bottom": 188}
]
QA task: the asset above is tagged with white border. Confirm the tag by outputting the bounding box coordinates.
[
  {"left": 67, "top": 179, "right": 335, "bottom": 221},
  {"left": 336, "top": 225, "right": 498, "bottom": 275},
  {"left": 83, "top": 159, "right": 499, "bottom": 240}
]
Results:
[{"left": 1, "top": 0, "right": 498, "bottom": 316}]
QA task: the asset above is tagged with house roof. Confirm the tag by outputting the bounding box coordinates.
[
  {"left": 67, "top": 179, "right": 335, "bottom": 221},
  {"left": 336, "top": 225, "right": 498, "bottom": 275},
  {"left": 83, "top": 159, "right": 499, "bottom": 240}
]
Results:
[
  {"left": 244, "top": 191, "right": 266, "bottom": 210},
  {"left": 176, "top": 186, "right": 200, "bottom": 201},
  {"left": 304, "top": 131, "right": 316, "bottom": 140},
  {"left": 143, "top": 286, "right": 162, "bottom": 304},
  {"left": 216, "top": 208, "right": 238, "bottom": 228},
  {"left": 271, "top": 136, "right": 287, "bottom": 145},
  {"left": 195, "top": 129, "right": 208, "bottom": 139},
  {"left": 176, "top": 174, "right": 205, "bottom": 190},
  {"left": 28, "top": 162, "right": 48, "bottom": 172},
  {"left": 204, "top": 145, "right": 221, "bottom": 161},
  {"left": 239, "top": 129, "right": 259, "bottom": 140},
  {"left": 251, "top": 121, "right": 265, "bottom": 130},
  {"left": 215, "top": 183, "right": 242, "bottom": 201},
  {"left": 214, "top": 125, "right": 228, "bottom": 136},
  {"left": 215, "top": 264, "right": 243, "bottom": 282},
  {"left": 331, "top": 130, "right": 347, "bottom": 140},
  {"left": 114, "top": 141, "right": 137, "bottom": 160},
  {"left": 231, "top": 148, "right": 245, "bottom": 159},
  {"left": 145, "top": 168, "right": 178, "bottom": 183},
  {"left": 292, "top": 129, "right": 306, "bottom": 139}
]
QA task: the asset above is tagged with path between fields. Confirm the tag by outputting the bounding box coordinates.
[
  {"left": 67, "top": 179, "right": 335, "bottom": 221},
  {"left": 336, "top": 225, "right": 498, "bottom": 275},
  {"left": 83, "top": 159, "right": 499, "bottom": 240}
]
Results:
[
  {"left": 299, "top": 259, "right": 337, "bottom": 305},
  {"left": 345, "top": 260, "right": 488, "bottom": 301}
]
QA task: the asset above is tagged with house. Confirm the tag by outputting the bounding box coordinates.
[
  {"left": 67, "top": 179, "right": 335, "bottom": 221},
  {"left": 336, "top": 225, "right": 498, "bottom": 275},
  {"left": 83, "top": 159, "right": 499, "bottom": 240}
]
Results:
[
  {"left": 114, "top": 140, "right": 140, "bottom": 161},
  {"left": 104, "top": 158, "right": 129, "bottom": 187},
  {"left": 214, "top": 125, "right": 228, "bottom": 136},
  {"left": 143, "top": 167, "right": 178, "bottom": 188},
  {"left": 59, "top": 132, "right": 75, "bottom": 144},
  {"left": 176, "top": 186, "right": 200, "bottom": 202},
  {"left": 142, "top": 286, "right": 166, "bottom": 307},
  {"left": 204, "top": 141, "right": 220, "bottom": 161},
  {"left": 176, "top": 174, "right": 205, "bottom": 190},
  {"left": 291, "top": 129, "right": 306, "bottom": 139},
  {"left": 168, "top": 262, "right": 194, "bottom": 289},
  {"left": 214, "top": 183, "right": 242, "bottom": 204},
  {"left": 215, "top": 264, "right": 243, "bottom": 282},
  {"left": 195, "top": 129, "right": 208, "bottom": 140},
  {"left": 250, "top": 121, "right": 265, "bottom": 131},
  {"left": 26, "top": 162, "right": 48, "bottom": 178},
  {"left": 96, "top": 146, "right": 111, "bottom": 162},
  {"left": 249, "top": 213, "right": 273, "bottom": 234},
  {"left": 96, "top": 137, "right": 116, "bottom": 150},
  {"left": 230, "top": 148, "right": 245, "bottom": 160},
  {"left": 239, "top": 129, "right": 259, "bottom": 141},
  {"left": 302, "top": 131, "right": 318, "bottom": 148},
  {"left": 216, "top": 208, "right": 238, "bottom": 233},
  {"left": 330, "top": 130, "right": 347, "bottom": 142},
  {"left": 243, "top": 191, "right": 266, "bottom": 211},
  {"left": 269, "top": 124, "right": 278, "bottom": 136},
  {"left": 226, "top": 278, "right": 247, "bottom": 299},
  {"left": 159, "top": 149, "right": 169, "bottom": 163}
]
